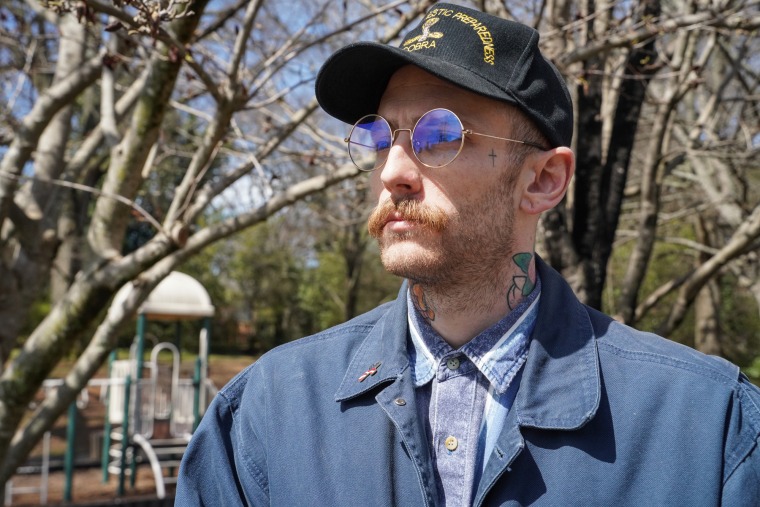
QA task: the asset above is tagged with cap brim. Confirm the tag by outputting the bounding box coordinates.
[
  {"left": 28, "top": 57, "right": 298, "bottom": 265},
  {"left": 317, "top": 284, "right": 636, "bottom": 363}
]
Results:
[{"left": 315, "top": 42, "right": 519, "bottom": 125}]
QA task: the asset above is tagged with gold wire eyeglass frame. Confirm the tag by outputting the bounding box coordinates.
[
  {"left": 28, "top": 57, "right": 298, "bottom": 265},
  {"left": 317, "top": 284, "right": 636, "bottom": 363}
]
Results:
[{"left": 344, "top": 107, "right": 547, "bottom": 171}]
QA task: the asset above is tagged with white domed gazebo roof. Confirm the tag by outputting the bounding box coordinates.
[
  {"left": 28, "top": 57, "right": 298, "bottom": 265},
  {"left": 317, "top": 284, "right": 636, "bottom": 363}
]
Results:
[{"left": 115, "top": 271, "right": 215, "bottom": 321}]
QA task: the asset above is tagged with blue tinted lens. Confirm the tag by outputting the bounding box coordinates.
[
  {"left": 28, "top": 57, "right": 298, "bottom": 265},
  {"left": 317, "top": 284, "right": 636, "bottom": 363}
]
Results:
[
  {"left": 412, "top": 109, "right": 464, "bottom": 167},
  {"left": 348, "top": 115, "right": 391, "bottom": 171}
]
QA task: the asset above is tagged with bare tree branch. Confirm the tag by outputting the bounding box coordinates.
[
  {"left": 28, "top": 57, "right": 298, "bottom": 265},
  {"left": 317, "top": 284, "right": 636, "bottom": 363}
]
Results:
[
  {"left": 558, "top": 7, "right": 760, "bottom": 67},
  {"left": 658, "top": 203, "right": 760, "bottom": 335},
  {"left": 225, "top": 0, "right": 264, "bottom": 89},
  {"left": 0, "top": 50, "right": 104, "bottom": 227},
  {"left": 64, "top": 69, "right": 147, "bottom": 182},
  {"left": 0, "top": 171, "right": 165, "bottom": 234}
]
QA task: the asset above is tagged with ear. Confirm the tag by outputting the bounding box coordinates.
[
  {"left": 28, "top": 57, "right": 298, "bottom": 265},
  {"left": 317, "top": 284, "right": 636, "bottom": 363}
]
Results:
[{"left": 519, "top": 147, "right": 575, "bottom": 215}]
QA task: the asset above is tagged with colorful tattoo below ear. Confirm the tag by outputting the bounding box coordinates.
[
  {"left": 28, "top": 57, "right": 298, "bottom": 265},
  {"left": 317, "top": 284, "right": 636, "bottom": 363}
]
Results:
[
  {"left": 507, "top": 252, "right": 536, "bottom": 310},
  {"left": 410, "top": 281, "right": 436, "bottom": 322}
]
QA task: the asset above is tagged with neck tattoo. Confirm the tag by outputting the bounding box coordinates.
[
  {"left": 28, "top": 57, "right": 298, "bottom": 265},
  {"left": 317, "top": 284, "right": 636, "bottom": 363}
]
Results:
[
  {"left": 507, "top": 252, "right": 535, "bottom": 310},
  {"left": 410, "top": 281, "right": 436, "bottom": 322}
]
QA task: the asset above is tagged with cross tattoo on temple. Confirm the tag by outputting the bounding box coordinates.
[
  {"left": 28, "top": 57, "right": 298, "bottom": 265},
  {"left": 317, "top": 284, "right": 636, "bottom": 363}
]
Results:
[{"left": 489, "top": 149, "right": 497, "bottom": 166}]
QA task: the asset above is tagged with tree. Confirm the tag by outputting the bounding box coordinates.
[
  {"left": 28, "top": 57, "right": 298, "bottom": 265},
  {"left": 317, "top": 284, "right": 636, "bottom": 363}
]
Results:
[
  {"left": 0, "top": 0, "right": 434, "bottom": 490},
  {"left": 532, "top": 0, "right": 760, "bottom": 348},
  {"left": 304, "top": 178, "right": 400, "bottom": 322},
  {"left": 182, "top": 201, "right": 400, "bottom": 355}
]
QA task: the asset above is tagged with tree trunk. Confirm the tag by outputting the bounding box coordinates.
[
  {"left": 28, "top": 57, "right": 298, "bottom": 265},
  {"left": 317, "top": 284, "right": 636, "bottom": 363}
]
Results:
[
  {"left": 343, "top": 224, "right": 367, "bottom": 320},
  {"left": 544, "top": 0, "right": 660, "bottom": 310},
  {"left": 694, "top": 279, "right": 722, "bottom": 355},
  {"left": 0, "top": 14, "right": 89, "bottom": 367},
  {"left": 694, "top": 214, "right": 722, "bottom": 355},
  {"left": 570, "top": 0, "right": 606, "bottom": 306}
]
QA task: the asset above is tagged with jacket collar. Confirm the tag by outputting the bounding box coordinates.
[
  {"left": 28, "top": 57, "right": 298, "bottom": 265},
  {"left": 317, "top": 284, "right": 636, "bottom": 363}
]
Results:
[
  {"left": 513, "top": 258, "right": 601, "bottom": 430},
  {"left": 335, "top": 281, "right": 411, "bottom": 402},
  {"left": 335, "top": 260, "right": 601, "bottom": 431}
]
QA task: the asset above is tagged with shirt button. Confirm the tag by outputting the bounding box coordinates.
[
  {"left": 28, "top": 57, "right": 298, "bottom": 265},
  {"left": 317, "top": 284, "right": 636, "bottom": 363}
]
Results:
[
  {"left": 394, "top": 398, "right": 406, "bottom": 406},
  {"left": 446, "top": 357, "right": 460, "bottom": 370},
  {"left": 445, "top": 436, "right": 458, "bottom": 451}
]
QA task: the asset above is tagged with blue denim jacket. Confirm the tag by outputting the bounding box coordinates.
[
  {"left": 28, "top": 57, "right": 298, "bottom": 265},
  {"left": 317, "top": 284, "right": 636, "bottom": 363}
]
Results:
[{"left": 176, "top": 260, "right": 760, "bottom": 506}]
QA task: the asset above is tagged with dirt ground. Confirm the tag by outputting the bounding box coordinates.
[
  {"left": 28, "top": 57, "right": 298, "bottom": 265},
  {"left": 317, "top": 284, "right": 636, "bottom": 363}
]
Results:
[
  {"left": 8, "top": 466, "right": 173, "bottom": 506},
  {"left": 6, "top": 355, "right": 256, "bottom": 506}
]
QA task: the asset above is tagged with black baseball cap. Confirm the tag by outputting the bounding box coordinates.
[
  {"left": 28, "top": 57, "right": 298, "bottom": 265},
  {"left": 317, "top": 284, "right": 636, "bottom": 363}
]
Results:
[{"left": 315, "top": 3, "right": 573, "bottom": 148}]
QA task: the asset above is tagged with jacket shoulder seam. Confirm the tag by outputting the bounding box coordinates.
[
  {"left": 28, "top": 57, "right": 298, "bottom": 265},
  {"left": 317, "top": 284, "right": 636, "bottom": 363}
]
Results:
[
  {"left": 273, "top": 323, "right": 378, "bottom": 351},
  {"left": 233, "top": 412, "right": 270, "bottom": 498},
  {"left": 251, "top": 324, "right": 379, "bottom": 370},
  {"left": 597, "top": 340, "right": 738, "bottom": 385},
  {"left": 216, "top": 365, "right": 256, "bottom": 412},
  {"left": 229, "top": 367, "right": 270, "bottom": 499},
  {"left": 724, "top": 380, "right": 760, "bottom": 484}
]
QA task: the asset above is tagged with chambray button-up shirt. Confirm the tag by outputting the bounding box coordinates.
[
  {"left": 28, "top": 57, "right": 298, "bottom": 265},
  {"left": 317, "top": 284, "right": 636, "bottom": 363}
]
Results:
[{"left": 407, "top": 278, "right": 541, "bottom": 507}]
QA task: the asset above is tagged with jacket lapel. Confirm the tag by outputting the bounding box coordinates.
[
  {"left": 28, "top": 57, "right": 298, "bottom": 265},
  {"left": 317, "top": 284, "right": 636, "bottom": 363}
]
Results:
[
  {"left": 334, "top": 282, "right": 411, "bottom": 402},
  {"left": 334, "top": 282, "right": 439, "bottom": 506}
]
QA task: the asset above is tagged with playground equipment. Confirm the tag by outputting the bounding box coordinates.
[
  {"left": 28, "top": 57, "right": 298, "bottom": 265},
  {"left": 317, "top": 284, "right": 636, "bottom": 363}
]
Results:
[
  {"left": 103, "top": 271, "right": 216, "bottom": 498},
  {"left": 4, "top": 271, "right": 216, "bottom": 505}
]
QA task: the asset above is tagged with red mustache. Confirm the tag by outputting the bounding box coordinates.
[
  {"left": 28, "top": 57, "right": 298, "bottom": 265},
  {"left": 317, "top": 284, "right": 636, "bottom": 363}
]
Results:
[{"left": 367, "top": 199, "right": 449, "bottom": 238}]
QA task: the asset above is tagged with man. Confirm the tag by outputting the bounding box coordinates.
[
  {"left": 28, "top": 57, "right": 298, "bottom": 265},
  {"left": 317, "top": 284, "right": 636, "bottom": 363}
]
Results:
[{"left": 176, "top": 4, "right": 760, "bottom": 506}]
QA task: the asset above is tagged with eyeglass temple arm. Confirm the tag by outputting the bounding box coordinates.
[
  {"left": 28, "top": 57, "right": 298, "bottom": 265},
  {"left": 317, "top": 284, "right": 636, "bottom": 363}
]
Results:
[
  {"left": 462, "top": 129, "right": 547, "bottom": 150},
  {"left": 344, "top": 139, "right": 376, "bottom": 148},
  {"left": 344, "top": 129, "right": 547, "bottom": 151}
]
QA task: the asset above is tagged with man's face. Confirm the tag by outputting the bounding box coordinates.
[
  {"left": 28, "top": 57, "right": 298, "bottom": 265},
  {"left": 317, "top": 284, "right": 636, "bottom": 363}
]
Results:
[{"left": 368, "top": 65, "right": 527, "bottom": 288}]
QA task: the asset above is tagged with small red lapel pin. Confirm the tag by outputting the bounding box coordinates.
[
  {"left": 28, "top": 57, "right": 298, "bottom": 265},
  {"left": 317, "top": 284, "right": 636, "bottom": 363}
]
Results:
[{"left": 358, "top": 361, "right": 382, "bottom": 382}]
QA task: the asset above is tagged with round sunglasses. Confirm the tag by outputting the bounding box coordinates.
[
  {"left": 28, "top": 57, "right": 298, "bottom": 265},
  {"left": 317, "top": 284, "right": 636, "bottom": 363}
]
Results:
[{"left": 344, "top": 108, "right": 547, "bottom": 171}]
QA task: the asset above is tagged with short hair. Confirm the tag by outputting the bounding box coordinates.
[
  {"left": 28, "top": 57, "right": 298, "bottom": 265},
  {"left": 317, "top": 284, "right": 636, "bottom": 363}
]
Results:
[{"left": 505, "top": 106, "right": 551, "bottom": 167}]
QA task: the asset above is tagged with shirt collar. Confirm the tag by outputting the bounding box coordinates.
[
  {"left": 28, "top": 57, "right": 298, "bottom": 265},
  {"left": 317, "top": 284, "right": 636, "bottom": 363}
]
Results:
[
  {"left": 334, "top": 257, "right": 601, "bottom": 431},
  {"left": 407, "top": 276, "right": 541, "bottom": 394}
]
